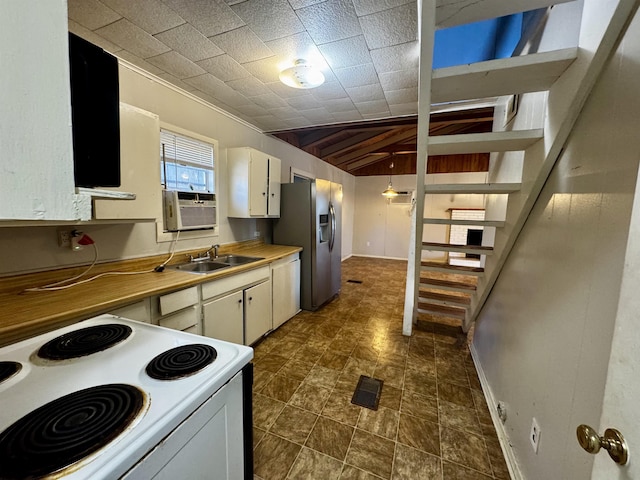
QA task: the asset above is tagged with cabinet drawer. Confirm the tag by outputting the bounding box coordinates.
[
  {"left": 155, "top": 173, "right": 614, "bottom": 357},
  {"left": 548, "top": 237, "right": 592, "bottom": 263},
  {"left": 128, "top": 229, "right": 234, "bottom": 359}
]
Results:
[
  {"left": 201, "top": 266, "right": 270, "bottom": 300},
  {"left": 159, "top": 286, "right": 199, "bottom": 316},
  {"left": 158, "top": 306, "right": 199, "bottom": 331},
  {"left": 110, "top": 299, "right": 151, "bottom": 323}
]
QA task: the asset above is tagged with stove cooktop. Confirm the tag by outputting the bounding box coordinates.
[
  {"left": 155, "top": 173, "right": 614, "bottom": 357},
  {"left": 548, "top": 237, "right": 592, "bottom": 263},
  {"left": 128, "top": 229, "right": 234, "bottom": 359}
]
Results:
[{"left": 0, "top": 315, "right": 253, "bottom": 479}]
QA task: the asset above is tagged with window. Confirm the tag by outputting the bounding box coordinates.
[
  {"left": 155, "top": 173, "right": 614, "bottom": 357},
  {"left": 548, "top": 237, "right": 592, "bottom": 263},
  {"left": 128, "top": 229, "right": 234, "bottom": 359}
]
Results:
[{"left": 160, "top": 129, "right": 214, "bottom": 193}]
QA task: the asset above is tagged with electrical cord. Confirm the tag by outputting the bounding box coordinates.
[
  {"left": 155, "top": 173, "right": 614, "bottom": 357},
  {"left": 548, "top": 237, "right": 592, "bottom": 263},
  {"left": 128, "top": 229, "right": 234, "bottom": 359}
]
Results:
[{"left": 24, "top": 231, "right": 182, "bottom": 292}]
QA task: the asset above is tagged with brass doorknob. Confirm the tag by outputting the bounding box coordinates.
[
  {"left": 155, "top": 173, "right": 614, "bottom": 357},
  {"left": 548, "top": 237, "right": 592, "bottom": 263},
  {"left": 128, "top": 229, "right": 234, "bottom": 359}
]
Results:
[{"left": 576, "top": 424, "right": 628, "bottom": 465}]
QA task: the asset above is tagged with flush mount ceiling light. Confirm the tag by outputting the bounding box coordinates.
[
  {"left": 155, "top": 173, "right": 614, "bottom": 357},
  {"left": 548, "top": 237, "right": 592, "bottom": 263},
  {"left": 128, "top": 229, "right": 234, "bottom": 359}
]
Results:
[
  {"left": 382, "top": 162, "right": 399, "bottom": 198},
  {"left": 279, "top": 59, "right": 325, "bottom": 89}
]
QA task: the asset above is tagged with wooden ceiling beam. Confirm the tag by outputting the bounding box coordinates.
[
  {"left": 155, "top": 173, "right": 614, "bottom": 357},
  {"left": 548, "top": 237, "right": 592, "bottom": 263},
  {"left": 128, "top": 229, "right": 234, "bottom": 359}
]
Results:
[
  {"left": 346, "top": 154, "right": 394, "bottom": 172},
  {"left": 320, "top": 130, "right": 391, "bottom": 158},
  {"left": 331, "top": 127, "right": 417, "bottom": 165}
]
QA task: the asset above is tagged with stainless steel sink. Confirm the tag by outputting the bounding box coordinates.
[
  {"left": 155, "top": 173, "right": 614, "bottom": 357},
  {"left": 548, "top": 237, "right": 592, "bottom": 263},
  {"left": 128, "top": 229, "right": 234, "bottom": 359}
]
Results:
[
  {"left": 213, "top": 254, "right": 264, "bottom": 266},
  {"left": 169, "top": 262, "right": 231, "bottom": 273},
  {"left": 169, "top": 254, "right": 264, "bottom": 274}
]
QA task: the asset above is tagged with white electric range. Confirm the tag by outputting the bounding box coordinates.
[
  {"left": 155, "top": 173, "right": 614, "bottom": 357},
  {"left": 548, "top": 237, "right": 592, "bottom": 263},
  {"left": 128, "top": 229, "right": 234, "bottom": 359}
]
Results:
[{"left": 0, "top": 314, "right": 254, "bottom": 479}]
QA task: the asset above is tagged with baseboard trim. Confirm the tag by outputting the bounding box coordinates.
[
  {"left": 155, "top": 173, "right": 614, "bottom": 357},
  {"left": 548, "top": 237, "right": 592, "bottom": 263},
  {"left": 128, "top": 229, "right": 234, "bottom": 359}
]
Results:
[
  {"left": 470, "top": 343, "right": 523, "bottom": 480},
  {"left": 350, "top": 254, "right": 408, "bottom": 261}
]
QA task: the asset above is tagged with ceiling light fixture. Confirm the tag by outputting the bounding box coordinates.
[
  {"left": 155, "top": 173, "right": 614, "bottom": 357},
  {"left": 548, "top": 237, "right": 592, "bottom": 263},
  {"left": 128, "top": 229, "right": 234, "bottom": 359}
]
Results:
[
  {"left": 279, "top": 59, "right": 325, "bottom": 89},
  {"left": 382, "top": 162, "right": 398, "bottom": 198}
]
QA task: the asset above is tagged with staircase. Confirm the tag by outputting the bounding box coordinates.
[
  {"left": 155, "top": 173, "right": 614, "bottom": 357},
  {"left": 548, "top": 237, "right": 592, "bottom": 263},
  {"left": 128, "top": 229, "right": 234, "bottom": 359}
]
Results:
[{"left": 403, "top": 0, "right": 636, "bottom": 337}]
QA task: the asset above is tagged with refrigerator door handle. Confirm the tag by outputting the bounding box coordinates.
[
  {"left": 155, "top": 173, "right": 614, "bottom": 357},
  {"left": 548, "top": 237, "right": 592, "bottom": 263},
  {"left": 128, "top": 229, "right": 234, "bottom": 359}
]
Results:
[{"left": 329, "top": 202, "right": 336, "bottom": 252}]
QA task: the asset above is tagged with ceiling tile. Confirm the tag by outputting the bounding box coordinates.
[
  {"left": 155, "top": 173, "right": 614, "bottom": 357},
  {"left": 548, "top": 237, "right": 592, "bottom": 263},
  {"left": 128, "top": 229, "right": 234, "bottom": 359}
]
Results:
[
  {"left": 360, "top": 3, "right": 417, "bottom": 50},
  {"left": 310, "top": 82, "right": 349, "bottom": 101},
  {"left": 379, "top": 69, "right": 418, "bottom": 91},
  {"left": 100, "top": 0, "right": 185, "bottom": 34},
  {"left": 67, "top": 0, "right": 121, "bottom": 31},
  {"left": 251, "top": 93, "right": 289, "bottom": 109},
  {"left": 115, "top": 50, "right": 166, "bottom": 76},
  {"left": 296, "top": 0, "right": 362, "bottom": 45},
  {"left": 318, "top": 35, "right": 372, "bottom": 70},
  {"left": 95, "top": 18, "right": 170, "bottom": 58},
  {"left": 389, "top": 102, "right": 418, "bottom": 116},
  {"left": 334, "top": 63, "right": 380, "bottom": 89},
  {"left": 234, "top": 104, "right": 270, "bottom": 117},
  {"left": 286, "top": 95, "right": 323, "bottom": 110},
  {"left": 68, "top": 20, "right": 123, "bottom": 53},
  {"left": 210, "top": 27, "right": 273, "bottom": 64},
  {"left": 356, "top": 99, "right": 391, "bottom": 115},
  {"left": 346, "top": 83, "right": 385, "bottom": 103},
  {"left": 252, "top": 115, "right": 285, "bottom": 130},
  {"left": 242, "top": 57, "right": 281, "bottom": 84},
  {"left": 146, "top": 51, "right": 206, "bottom": 79},
  {"left": 370, "top": 41, "right": 419, "bottom": 73},
  {"left": 214, "top": 87, "right": 253, "bottom": 108},
  {"left": 270, "top": 106, "right": 306, "bottom": 120},
  {"left": 231, "top": 0, "right": 304, "bottom": 42},
  {"left": 266, "top": 82, "right": 312, "bottom": 99},
  {"left": 385, "top": 87, "right": 418, "bottom": 105},
  {"left": 197, "top": 55, "right": 250, "bottom": 82},
  {"left": 362, "top": 112, "right": 390, "bottom": 120},
  {"left": 352, "top": 0, "right": 415, "bottom": 16},
  {"left": 323, "top": 97, "right": 358, "bottom": 112},
  {"left": 226, "top": 77, "right": 271, "bottom": 97},
  {"left": 155, "top": 24, "right": 224, "bottom": 62},
  {"left": 156, "top": 72, "right": 199, "bottom": 92},
  {"left": 301, "top": 108, "right": 336, "bottom": 122},
  {"left": 332, "top": 111, "right": 364, "bottom": 122},
  {"left": 288, "top": 0, "right": 325, "bottom": 8},
  {"left": 183, "top": 73, "right": 227, "bottom": 97},
  {"left": 266, "top": 32, "right": 329, "bottom": 70},
  {"left": 162, "top": 0, "right": 245, "bottom": 37}
]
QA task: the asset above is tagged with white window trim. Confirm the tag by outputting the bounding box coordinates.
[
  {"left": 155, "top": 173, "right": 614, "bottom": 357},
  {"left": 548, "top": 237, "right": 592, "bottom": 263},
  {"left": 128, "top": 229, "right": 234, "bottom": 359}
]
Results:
[{"left": 156, "top": 122, "right": 220, "bottom": 243}]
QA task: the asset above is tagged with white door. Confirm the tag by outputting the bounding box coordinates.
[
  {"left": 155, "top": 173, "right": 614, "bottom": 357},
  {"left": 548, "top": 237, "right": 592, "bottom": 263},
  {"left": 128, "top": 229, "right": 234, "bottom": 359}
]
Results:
[
  {"left": 249, "top": 151, "right": 268, "bottom": 216},
  {"left": 267, "top": 156, "right": 281, "bottom": 217},
  {"left": 272, "top": 258, "right": 300, "bottom": 329},
  {"left": 202, "top": 291, "right": 244, "bottom": 345},
  {"left": 244, "top": 281, "right": 272, "bottom": 345}
]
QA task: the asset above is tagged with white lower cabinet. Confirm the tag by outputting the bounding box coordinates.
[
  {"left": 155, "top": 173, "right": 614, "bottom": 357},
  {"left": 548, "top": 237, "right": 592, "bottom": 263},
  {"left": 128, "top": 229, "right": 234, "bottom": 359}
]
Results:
[
  {"left": 201, "top": 266, "right": 272, "bottom": 346},
  {"left": 271, "top": 254, "right": 300, "bottom": 330},
  {"left": 202, "top": 291, "right": 243, "bottom": 345},
  {"left": 244, "top": 280, "right": 272, "bottom": 346}
]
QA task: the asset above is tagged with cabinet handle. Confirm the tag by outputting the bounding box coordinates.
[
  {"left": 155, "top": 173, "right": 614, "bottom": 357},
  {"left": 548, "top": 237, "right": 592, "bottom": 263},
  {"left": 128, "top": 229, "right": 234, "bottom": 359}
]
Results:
[
  {"left": 262, "top": 192, "right": 266, "bottom": 196},
  {"left": 249, "top": 296, "right": 253, "bottom": 301},
  {"left": 238, "top": 299, "right": 242, "bottom": 304},
  {"left": 271, "top": 193, "right": 274, "bottom": 196}
]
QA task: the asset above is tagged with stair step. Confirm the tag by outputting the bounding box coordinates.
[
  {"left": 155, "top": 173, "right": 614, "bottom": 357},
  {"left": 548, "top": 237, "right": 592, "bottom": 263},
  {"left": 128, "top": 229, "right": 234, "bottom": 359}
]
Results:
[
  {"left": 432, "top": 47, "right": 578, "bottom": 103},
  {"left": 422, "top": 242, "right": 494, "bottom": 255},
  {"left": 421, "top": 261, "right": 484, "bottom": 276},
  {"left": 419, "top": 277, "right": 477, "bottom": 292},
  {"left": 419, "top": 291, "right": 471, "bottom": 306},
  {"left": 428, "top": 129, "right": 543, "bottom": 156},
  {"left": 423, "top": 218, "right": 505, "bottom": 227},
  {"left": 418, "top": 302, "right": 467, "bottom": 320},
  {"left": 424, "top": 183, "right": 520, "bottom": 194},
  {"left": 416, "top": 312, "right": 463, "bottom": 327}
]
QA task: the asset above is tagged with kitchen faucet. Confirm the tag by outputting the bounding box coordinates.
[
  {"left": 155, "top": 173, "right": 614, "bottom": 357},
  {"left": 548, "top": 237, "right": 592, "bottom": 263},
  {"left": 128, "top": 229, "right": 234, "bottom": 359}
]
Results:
[{"left": 188, "top": 244, "right": 220, "bottom": 262}]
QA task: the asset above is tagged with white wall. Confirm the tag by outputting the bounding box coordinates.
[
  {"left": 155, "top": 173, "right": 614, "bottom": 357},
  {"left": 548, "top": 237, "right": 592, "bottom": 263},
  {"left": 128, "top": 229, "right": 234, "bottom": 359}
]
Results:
[
  {"left": 0, "top": 62, "right": 354, "bottom": 275},
  {"left": 473, "top": 1, "right": 640, "bottom": 478},
  {"left": 353, "top": 172, "right": 487, "bottom": 259}
]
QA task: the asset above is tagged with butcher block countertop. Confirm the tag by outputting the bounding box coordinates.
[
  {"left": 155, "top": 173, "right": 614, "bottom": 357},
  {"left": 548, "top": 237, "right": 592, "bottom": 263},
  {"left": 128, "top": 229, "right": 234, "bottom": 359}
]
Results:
[{"left": 0, "top": 241, "right": 301, "bottom": 347}]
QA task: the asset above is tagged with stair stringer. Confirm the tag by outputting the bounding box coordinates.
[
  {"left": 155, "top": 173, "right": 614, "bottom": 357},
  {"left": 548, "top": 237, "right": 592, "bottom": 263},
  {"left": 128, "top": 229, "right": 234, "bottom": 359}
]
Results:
[{"left": 463, "top": 0, "right": 640, "bottom": 331}]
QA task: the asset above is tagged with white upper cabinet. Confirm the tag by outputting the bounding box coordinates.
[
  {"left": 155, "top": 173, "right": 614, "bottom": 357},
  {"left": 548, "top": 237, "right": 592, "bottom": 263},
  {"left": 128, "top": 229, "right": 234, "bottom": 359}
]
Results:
[
  {"left": 0, "top": 1, "right": 90, "bottom": 221},
  {"left": 227, "top": 147, "right": 281, "bottom": 218},
  {"left": 92, "top": 104, "right": 161, "bottom": 220}
]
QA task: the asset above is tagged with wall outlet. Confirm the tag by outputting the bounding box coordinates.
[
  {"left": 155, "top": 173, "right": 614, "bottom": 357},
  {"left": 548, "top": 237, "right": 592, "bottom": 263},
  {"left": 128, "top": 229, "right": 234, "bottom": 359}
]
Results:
[
  {"left": 57, "top": 229, "right": 72, "bottom": 248},
  {"left": 366, "top": 241, "right": 371, "bottom": 247},
  {"left": 254, "top": 231, "right": 260, "bottom": 238},
  {"left": 530, "top": 417, "right": 541, "bottom": 453}
]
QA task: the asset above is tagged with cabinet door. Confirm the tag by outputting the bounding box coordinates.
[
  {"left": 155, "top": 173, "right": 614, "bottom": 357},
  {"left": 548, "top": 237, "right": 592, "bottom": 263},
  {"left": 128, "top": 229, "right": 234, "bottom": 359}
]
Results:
[
  {"left": 93, "top": 104, "right": 161, "bottom": 220},
  {"left": 244, "top": 281, "right": 272, "bottom": 345},
  {"left": 249, "top": 151, "right": 268, "bottom": 216},
  {"left": 203, "top": 291, "right": 244, "bottom": 344},
  {"left": 267, "top": 156, "right": 281, "bottom": 217},
  {"left": 272, "top": 259, "right": 300, "bottom": 329}
]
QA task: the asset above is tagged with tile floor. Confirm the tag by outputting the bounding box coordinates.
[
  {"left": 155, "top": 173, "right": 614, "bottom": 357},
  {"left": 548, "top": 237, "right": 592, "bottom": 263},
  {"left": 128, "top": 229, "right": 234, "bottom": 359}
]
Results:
[{"left": 251, "top": 256, "right": 509, "bottom": 480}]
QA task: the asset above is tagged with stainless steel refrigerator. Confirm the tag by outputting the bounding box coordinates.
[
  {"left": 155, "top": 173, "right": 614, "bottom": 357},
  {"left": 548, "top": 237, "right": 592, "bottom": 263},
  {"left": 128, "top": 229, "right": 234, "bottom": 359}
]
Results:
[{"left": 273, "top": 179, "right": 342, "bottom": 311}]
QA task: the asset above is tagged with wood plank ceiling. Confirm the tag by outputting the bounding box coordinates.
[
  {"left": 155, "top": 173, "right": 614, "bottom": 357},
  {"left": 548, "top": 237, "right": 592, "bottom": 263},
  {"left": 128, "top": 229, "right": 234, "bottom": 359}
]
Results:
[{"left": 271, "top": 107, "right": 494, "bottom": 176}]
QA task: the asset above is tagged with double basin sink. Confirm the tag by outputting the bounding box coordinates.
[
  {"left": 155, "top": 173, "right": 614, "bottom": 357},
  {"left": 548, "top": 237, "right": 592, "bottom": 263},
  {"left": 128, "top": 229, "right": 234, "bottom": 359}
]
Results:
[{"left": 169, "top": 254, "right": 264, "bottom": 274}]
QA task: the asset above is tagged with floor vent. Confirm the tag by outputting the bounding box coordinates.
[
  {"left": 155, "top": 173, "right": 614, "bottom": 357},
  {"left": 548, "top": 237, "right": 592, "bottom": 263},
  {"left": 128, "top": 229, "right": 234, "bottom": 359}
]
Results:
[{"left": 351, "top": 375, "right": 383, "bottom": 410}]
